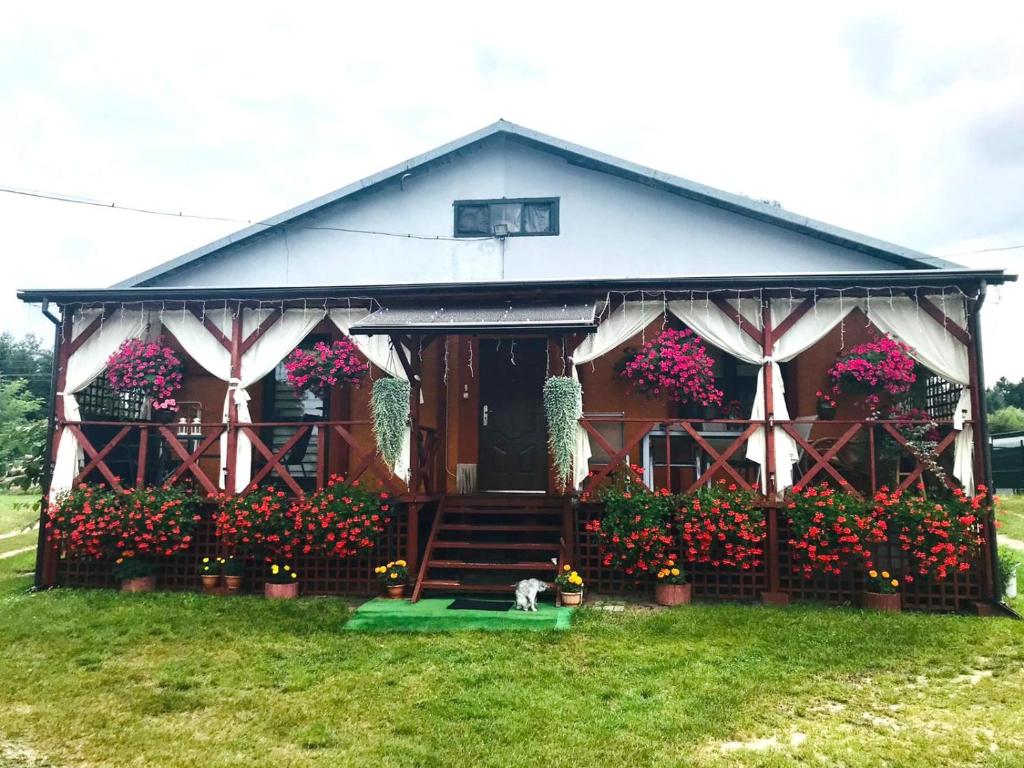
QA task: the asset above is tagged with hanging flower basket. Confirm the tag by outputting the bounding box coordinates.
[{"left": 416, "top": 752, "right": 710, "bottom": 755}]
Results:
[
  {"left": 618, "top": 328, "right": 723, "bottom": 406},
  {"left": 284, "top": 338, "right": 368, "bottom": 398},
  {"left": 828, "top": 336, "right": 916, "bottom": 412},
  {"left": 543, "top": 376, "right": 582, "bottom": 491},
  {"left": 106, "top": 336, "right": 184, "bottom": 413},
  {"left": 371, "top": 377, "right": 411, "bottom": 468}
]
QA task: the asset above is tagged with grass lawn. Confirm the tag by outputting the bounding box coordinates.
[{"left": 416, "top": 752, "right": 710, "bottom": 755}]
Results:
[
  {"left": 997, "top": 494, "right": 1024, "bottom": 543},
  {"left": 2, "top": 546, "right": 1024, "bottom": 768},
  {"left": 0, "top": 493, "right": 39, "bottom": 535}
]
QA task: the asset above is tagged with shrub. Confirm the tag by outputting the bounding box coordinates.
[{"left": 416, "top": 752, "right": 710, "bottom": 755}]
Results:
[
  {"left": 618, "top": 328, "right": 723, "bottom": 406},
  {"left": 785, "top": 482, "right": 885, "bottom": 578},
  {"left": 211, "top": 486, "right": 305, "bottom": 562},
  {"left": 584, "top": 466, "right": 676, "bottom": 577},
  {"left": 677, "top": 480, "right": 766, "bottom": 570},
  {"left": 301, "top": 475, "right": 393, "bottom": 558}
]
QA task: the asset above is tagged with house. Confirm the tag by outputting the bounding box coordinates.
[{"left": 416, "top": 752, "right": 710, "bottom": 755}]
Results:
[{"left": 18, "top": 120, "right": 1015, "bottom": 611}]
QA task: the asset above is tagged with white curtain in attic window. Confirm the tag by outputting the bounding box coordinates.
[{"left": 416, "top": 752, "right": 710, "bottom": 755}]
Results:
[
  {"left": 490, "top": 203, "right": 523, "bottom": 233},
  {"left": 523, "top": 203, "right": 551, "bottom": 233},
  {"left": 329, "top": 309, "right": 412, "bottom": 483},
  {"left": 50, "top": 309, "right": 148, "bottom": 501}
]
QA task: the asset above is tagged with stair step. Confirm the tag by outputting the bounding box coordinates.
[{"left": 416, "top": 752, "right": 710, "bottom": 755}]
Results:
[
  {"left": 420, "top": 579, "right": 555, "bottom": 592},
  {"left": 444, "top": 507, "right": 562, "bottom": 516},
  {"left": 440, "top": 523, "right": 561, "bottom": 533},
  {"left": 432, "top": 541, "right": 560, "bottom": 551},
  {"left": 427, "top": 560, "right": 559, "bottom": 570},
  {"left": 449, "top": 496, "right": 563, "bottom": 508}
]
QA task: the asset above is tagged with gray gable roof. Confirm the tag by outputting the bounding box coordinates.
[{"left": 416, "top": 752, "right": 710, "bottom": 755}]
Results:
[{"left": 116, "top": 120, "right": 961, "bottom": 287}]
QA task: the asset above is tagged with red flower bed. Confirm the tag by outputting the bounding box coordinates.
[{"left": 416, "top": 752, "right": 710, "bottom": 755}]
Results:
[
  {"left": 299, "top": 475, "right": 393, "bottom": 557},
  {"left": 618, "top": 328, "right": 723, "bottom": 406},
  {"left": 785, "top": 483, "right": 888, "bottom": 578},
  {"left": 47, "top": 483, "right": 201, "bottom": 561},
  {"left": 284, "top": 338, "right": 368, "bottom": 398},
  {"left": 106, "top": 336, "right": 184, "bottom": 412},
  {"left": 585, "top": 467, "right": 676, "bottom": 577},
  {"left": 677, "top": 480, "right": 766, "bottom": 570},
  {"left": 211, "top": 486, "right": 306, "bottom": 562},
  {"left": 877, "top": 484, "right": 987, "bottom": 581}
]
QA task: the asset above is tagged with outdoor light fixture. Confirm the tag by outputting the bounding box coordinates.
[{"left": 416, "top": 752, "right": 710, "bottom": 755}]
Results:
[{"left": 493, "top": 223, "right": 508, "bottom": 238}]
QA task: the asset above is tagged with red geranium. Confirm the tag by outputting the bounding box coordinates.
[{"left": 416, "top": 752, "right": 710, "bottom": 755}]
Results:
[
  {"left": 211, "top": 486, "right": 305, "bottom": 562},
  {"left": 618, "top": 328, "right": 724, "bottom": 406},
  {"left": 678, "top": 480, "right": 766, "bottom": 570},
  {"left": 298, "top": 475, "right": 393, "bottom": 558}
]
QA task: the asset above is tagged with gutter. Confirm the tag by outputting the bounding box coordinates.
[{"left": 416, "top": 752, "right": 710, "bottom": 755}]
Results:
[{"left": 32, "top": 301, "right": 61, "bottom": 590}]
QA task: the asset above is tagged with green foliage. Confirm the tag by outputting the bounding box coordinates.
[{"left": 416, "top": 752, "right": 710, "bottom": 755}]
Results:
[
  {"left": 542, "top": 375, "right": 581, "bottom": 491},
  {"left": 989, "top": 406, "right": 1024, "bottom": 434},
  {"left": 0, "top": 379, "right": 46, "bottom": 485},
  {"left": 0, "top": 332, "right": 53, "bottom": 402},
  {"left": 112, "top": 556, "right": 155, "bottom": 581},
  {"left": 997, "top": 547, "right": 1018, "bottom": 596},
  {"left": 987, "top": 376, "right": 1024, "bottom": 412},
  {"left": 371, "top": 377, "right": 410, "bottom": 467}
]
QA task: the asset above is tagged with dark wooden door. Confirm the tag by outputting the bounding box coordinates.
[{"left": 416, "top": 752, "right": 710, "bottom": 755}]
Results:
[{"left": 478, "top": 338, "right": 548, "bottom": 491}]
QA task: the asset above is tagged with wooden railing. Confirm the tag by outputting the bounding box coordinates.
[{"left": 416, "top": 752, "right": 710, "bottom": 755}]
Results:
[
  {"left": 63, "top": 418, "right": 442, "bottom": 499},
  {"left": 578, "top": 416, "right": 966, "bottom": 499}
]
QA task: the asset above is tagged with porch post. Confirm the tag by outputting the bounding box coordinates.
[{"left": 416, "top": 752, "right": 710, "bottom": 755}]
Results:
[
  {"left": 37, "top": 311, "right": 71, "bottom": 588},
  {"left": 761, "top": 297, "right": 788, "bottom": 605},
  {"left": 224, "top": 306, "right": 242, "bottom": 493},
  {"left": 967, "top": 285, "right": 998, "bottom": 603}
]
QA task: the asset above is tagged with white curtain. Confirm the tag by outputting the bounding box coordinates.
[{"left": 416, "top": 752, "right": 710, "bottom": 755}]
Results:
[
  {"left": 570, "top": 301, "right": 663, "bottom": 489},
  {"left": 50, "top": 309, "right": 149, "bottom": 501},
  {"left": 162, "top": 307, "right": 325, "bottom": 492},
  {"left": 329, "top": 309, "right": 412, "bottom": 482},
  {"left": 864, "top": 294, "right": 974, "bottom": 492}
]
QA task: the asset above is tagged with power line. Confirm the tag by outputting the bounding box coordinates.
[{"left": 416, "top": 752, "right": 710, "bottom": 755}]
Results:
[
  {"left": 0, "top": 184, "right": 491, "bottom": 243},
  {"left": 943, "top": 243, "right": 1024, "bottom": 257}
]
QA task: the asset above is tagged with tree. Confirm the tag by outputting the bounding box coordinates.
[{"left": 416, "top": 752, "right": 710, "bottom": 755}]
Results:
[
  {"left": 0, "top": 332, "right": 53, "bottom": 403},
  {"left": 986, "top": 377, "right": 1024, "bottom": 413},
  {"left": 0, "top": 379, "right": 45, "bottom": 486},
  {"left": 989, "top": 406, "right": 1024, "bottom": 435}
]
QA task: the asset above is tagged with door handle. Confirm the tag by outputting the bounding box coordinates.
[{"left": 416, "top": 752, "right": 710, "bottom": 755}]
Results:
[{"left": 482, "top": 404, "right": 489, "bottom": 426}]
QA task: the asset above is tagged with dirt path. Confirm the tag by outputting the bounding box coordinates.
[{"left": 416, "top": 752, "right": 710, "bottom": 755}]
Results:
[
  {"left": 0, "top": 546, "right": 34, "bottom": 560},
  {"left": 1000, "top": 535, "right": 1024, "bottom": 552},
  {"left": 0, "top": 523, "right": 37, "bottom": 541}
]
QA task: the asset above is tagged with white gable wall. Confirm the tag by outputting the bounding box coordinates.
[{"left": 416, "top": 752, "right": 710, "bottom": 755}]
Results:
[{"left": 143, "top": 136, "right": 900, "bottom": 288}]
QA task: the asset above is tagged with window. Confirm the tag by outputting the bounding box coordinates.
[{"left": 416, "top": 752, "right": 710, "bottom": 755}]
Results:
[{"left": 453, "top": 198, "right": 559, "bottom": 237}]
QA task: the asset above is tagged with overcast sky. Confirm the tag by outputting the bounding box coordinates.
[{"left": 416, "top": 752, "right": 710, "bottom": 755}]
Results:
[{"left": 2, "top": 3, "right": 1021, "bottom": 381}]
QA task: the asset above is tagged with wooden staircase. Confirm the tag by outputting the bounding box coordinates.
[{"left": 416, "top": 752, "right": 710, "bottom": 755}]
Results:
[{"left": 411, "top": 495, "right": 572, "bottom": 602}]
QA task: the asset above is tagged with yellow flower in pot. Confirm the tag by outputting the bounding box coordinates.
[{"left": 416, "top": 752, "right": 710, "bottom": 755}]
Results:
[
  {"left": 654, "top": 559, "right": 691, "bottom": 606},
  {"left": 555, "top": 564, "right": 584, "bottom": 606},
  {"left": 376, "top": 561, "right": 409, "bottom": 599}
]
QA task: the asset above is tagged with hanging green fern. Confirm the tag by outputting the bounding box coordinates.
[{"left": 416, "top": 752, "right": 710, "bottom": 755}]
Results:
[
  {"left": 543, "top": 375, "right": 583, "bottom": 491},
  {"left": 371, "top": 377, "right": 411, "bottom": 467}
]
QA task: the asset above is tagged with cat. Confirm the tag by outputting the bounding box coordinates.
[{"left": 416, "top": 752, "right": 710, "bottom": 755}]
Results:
[{"left": 514, "top": 578, "right": 547, "bottom": 612}]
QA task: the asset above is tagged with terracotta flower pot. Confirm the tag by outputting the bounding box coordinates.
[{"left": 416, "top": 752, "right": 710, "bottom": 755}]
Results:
[
  {"left": 560, "top": 589, "right": 583, "bottom": 606},
  {"left": 224, "top": 575, "right": 242, "bottom": 592},
  {"left": 121, "top": 576, "right": 155, "bottom": 593},
  {"left": 655, "top": 582, "right": 692, "bottom": 606},
  {"left": 386, "top": 583, "right": 407, "bottom": 599},
  {"left": 864, "top": 591, "right": 901, "bottom": 613},
  {"left": 200, "top": 574, "right": 220, "bottom": 590},
  {"left": 265, "top": 581, "right": 299, "bottom": 600}
]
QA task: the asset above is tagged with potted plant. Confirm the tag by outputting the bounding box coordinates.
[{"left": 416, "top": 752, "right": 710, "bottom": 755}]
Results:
[
  {"left": 198, "top": 556, "right": 222, "bottom": 590},
  {"left": 223, "top": 557, "right": 244, "bottom": 592},
  {"left": 555, "top": 564, "right": 585, "bottom": 606},
  {"left": 371, "top": 378, "right": 411, "bottom": 468},
  {"left": 105, "top": 336, "right": 185, "bottom": 418},
  {"left": 543, "top": 376, "right": 583, "bottom": 491},
  {"left": 617, "top": 327, "right": 724, "bottom": 407},
  {"left": 375, "top": 560, "right": 408, "bottom": 598},
  {"left": 654, "top": 559, "right": 691, "bottom": 606},
  {"left": 284, "top": 338, "right": 368, "bottom": 399},
  {"left": 815, "top": 390, "right": 838, "bottom": 420},
  {"left": 265, "top": 562, "right": 299, "bottom": 599},
  {"left": 115, "top": 554, "right": 156, "bottom": 592},
  {"left": 864, "top": 569, "right": 901, "bottom": 613}
]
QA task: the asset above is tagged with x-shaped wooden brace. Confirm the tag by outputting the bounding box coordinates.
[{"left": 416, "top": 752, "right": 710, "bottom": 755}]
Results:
[
  {"left": 157, "top": 425, "right": 224, "bottom": 495},
  {"left": 238, "top": 425, "right": 307, "bottom": 497},
  {"left": 330, "top": 423, "right": 406, "bottom": 497},
  {"left": 880, "top": 423, "right": 960, "bottom": 493},
  {"left": 786, "top": 422, "right": 865, "bottom": 499},
  {"left": 579, "top": 419, "right": 659, "bottom": 495},
  {"left": 68, "top": 424, "right": 130, "bottom": 491},
  {"left": 679, "top": 421, "right": 761, "bottom": 494}
]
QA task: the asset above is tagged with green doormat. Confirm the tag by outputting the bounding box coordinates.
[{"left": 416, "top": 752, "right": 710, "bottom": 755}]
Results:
[{"left": 344, "top": 598, "right": 574, "bottom": 632}]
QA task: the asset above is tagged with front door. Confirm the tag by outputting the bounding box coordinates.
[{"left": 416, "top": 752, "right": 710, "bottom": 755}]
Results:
[{"left": 478, "top": 337, "right": 548, "bottom": 491}]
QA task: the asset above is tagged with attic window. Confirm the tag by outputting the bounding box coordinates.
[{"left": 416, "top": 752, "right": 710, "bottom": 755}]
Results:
[{"left": 453, "top": 198, "right": 559, "bottom": 237}]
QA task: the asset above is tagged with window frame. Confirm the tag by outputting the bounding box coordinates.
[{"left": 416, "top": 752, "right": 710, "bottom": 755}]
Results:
[{"left": 452, "top": 197, "right": 560, "bottom": 238}]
